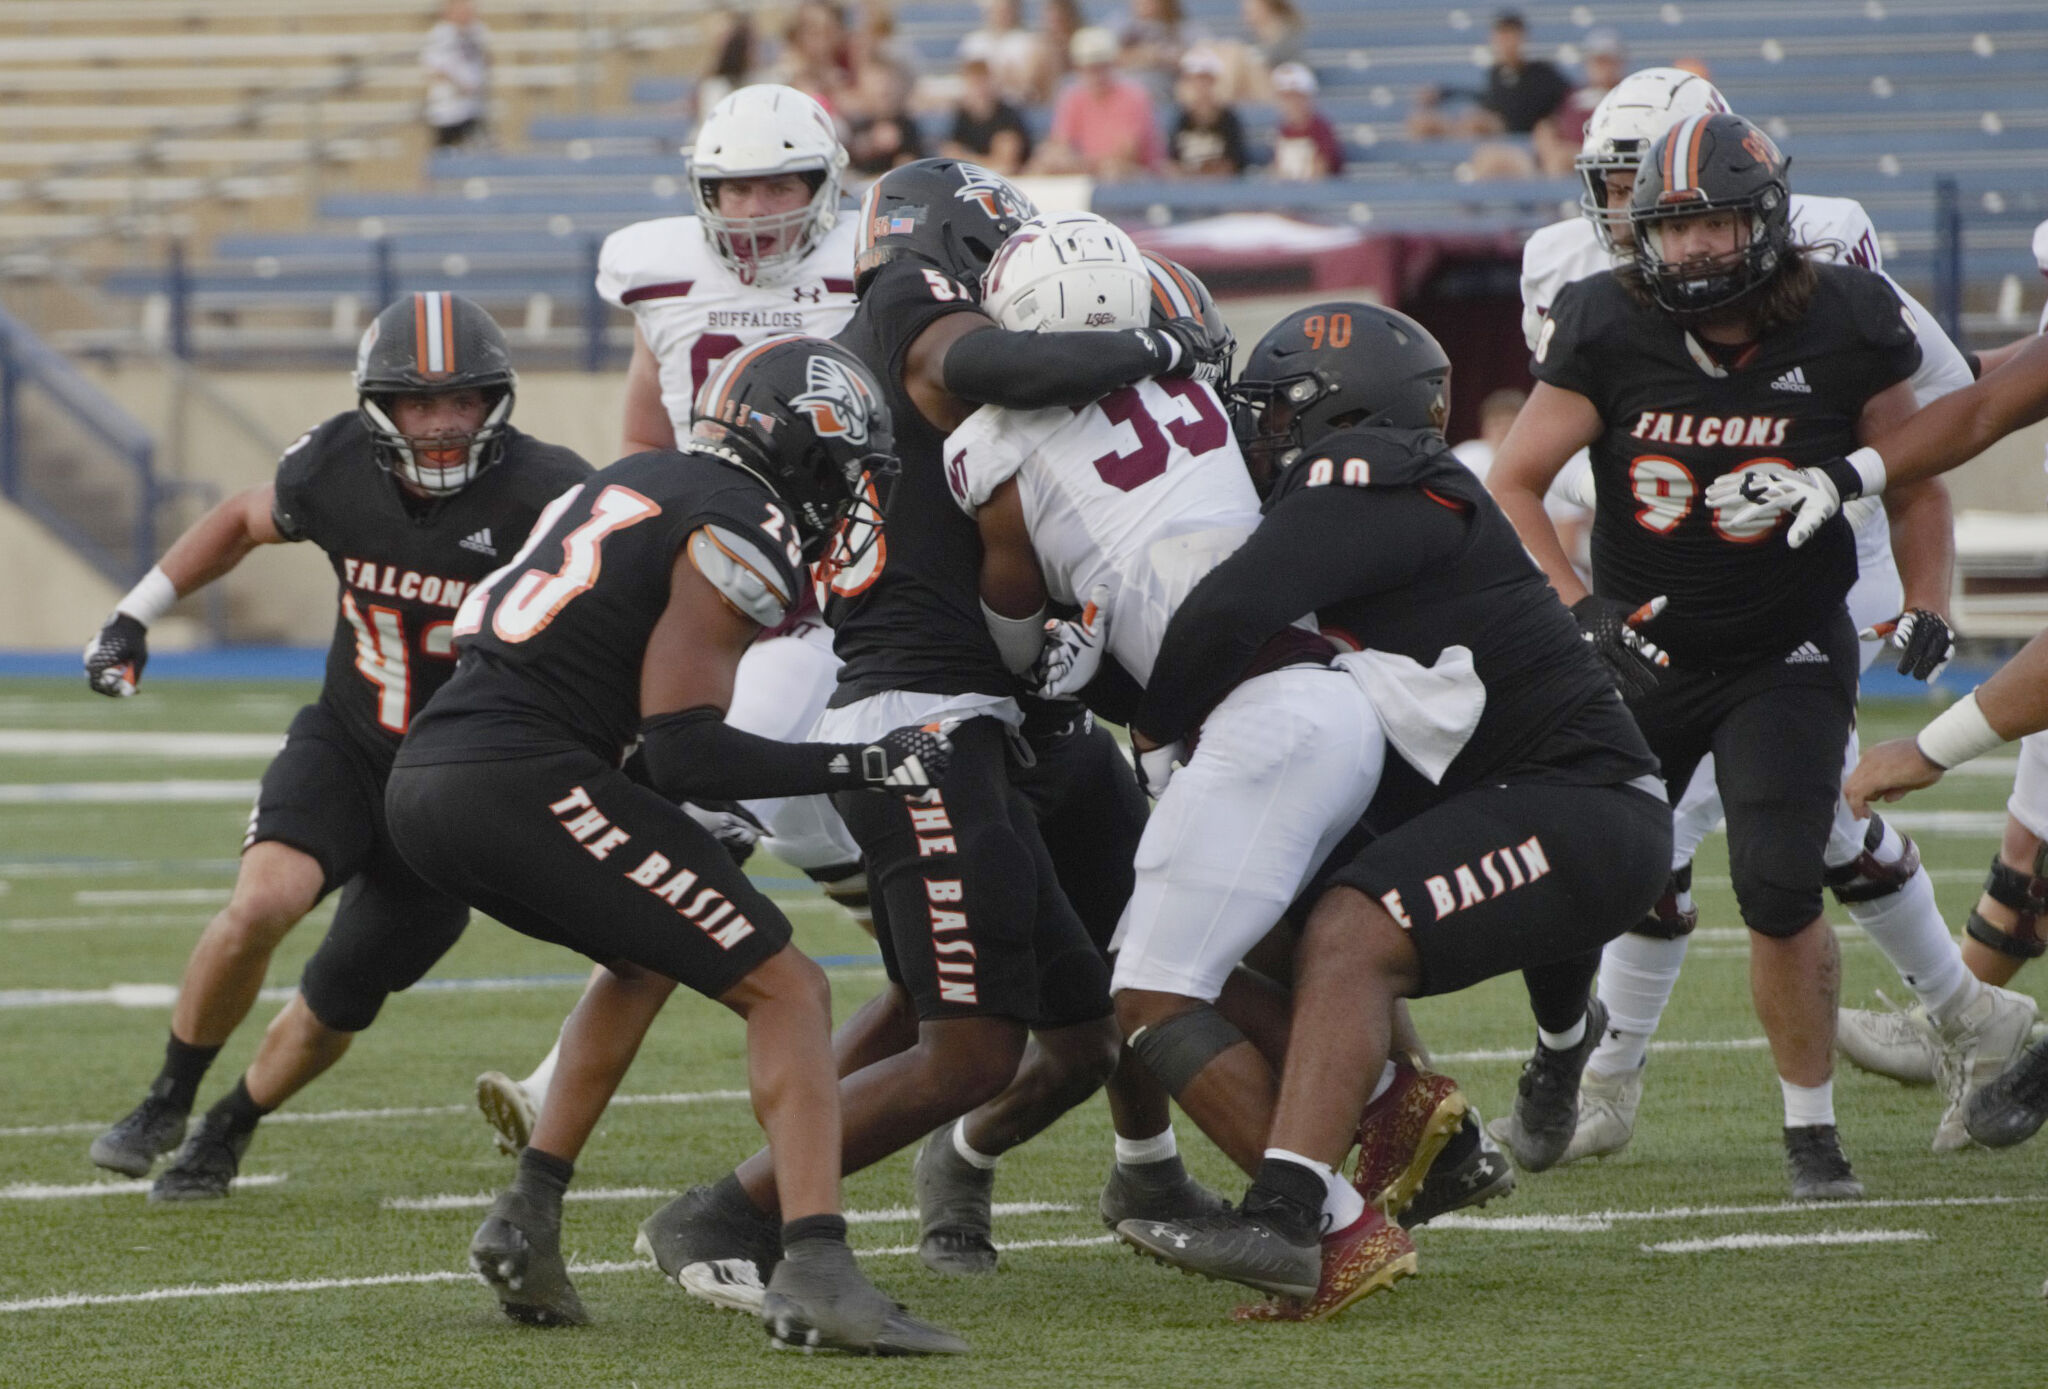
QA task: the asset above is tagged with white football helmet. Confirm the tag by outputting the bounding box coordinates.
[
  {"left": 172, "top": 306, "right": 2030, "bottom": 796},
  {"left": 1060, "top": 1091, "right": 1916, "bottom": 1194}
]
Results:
[
  {"left": 690, "top": 84, "right": 849, "bottom": 284},
  {"left": 1576, "top": 67, "right": 1729, "bottom": 250},
  {"left": 981, "top": 211, "right": 1151, "bottom": 334}
]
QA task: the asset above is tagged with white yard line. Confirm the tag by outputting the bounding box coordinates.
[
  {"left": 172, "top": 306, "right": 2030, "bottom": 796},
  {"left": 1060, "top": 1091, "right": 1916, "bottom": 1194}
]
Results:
[
  {"left": 3, "top": 915, "right": 218, "bottom": 933},
  {"left": 1, "top": 1174, "right": 285, "bottom": 1201},
  {"left": 0, "top": 1089, "right": 753, "bottom": 1139},
  {"left": 385, "top": 1187, "right": 1078, "bottom": 1217},
  {"left": 1434, "top": 1036, "right": 1770, "bottom": 1065},
  {"left": 74, "top": 888, "right": 233, "bottom": 905},
  {"left": 1642, "top": 1229, "right": 1932, "bottom": 1254},
  {"left": 0, "top": 731, "right": 282, "bottom": 757},
  {"left": 1427, "top": 1194, "right": 2048, "bottom": 1234},
  {"left": 0, "top": 780, "right": 259, "bottom": 805}
]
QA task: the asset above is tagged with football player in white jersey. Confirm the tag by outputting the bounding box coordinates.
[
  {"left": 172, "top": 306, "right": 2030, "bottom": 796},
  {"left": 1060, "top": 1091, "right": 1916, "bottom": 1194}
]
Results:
[
  {"left": 947, "top": 212, "right": 1392, "bottom": 1191},
  {"left": 1511, "top": 69, "right": 2032, "bottom": 1162},
  {"left": 472, "top": 84, "right": 874, "bottom": 1156}
]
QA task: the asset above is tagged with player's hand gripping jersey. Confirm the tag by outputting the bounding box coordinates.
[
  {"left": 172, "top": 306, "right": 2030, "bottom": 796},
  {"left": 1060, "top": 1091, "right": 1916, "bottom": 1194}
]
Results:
[
  {"left": 270, "top": 413, "right": 589, "bottom": 756},
  {"left": 1531, "top": 263, "right": 1921, "bottom": 668}
]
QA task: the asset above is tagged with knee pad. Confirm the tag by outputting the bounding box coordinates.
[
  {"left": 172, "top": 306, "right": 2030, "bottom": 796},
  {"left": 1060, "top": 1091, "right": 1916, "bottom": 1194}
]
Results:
[
  {"left": 1967, "top": 852, "right": 2048, "bottom": 960},
  {"left": 1629, "top": 864, "right": 1698, "bottom": 941},
  {"left": 1127, "top": 1004, "right": 1247, "bottom": 1096},
  {"left": 811, "top": 863, "right": 873, "bottom": 937},
  {"left": 298, "top": 955, "right": 387, "bottom": 1033},
  {"left": 1823, "top": 815, "right": 1921, "bottom": 905}
]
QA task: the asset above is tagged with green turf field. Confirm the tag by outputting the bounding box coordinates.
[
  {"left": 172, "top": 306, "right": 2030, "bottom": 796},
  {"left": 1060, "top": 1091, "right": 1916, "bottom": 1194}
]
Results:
[{"left": 1, "top": 677, "right": 2042, "bottom": 1388}]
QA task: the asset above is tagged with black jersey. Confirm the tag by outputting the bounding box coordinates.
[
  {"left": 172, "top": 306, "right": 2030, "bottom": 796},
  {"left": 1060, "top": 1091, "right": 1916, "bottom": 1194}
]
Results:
[
  {"left": 270, "top": 413, "right": 590, "bottom": 761},
  {"left": 1137, "top": 427, "right": 1656, "bottom": 799},
  {"left": 823, "top": 260, "right": 1015, "bottom": 703},
  {"left": 398, "top": 449, "right": 807, "bottom": 767},
  {"left": 1532, "top": 263, "right": 1920, "bottom": 668}
]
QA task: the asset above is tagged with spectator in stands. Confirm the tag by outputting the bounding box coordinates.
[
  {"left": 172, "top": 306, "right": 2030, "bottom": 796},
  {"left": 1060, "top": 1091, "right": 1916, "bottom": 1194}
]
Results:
[
  {"left": 1032, "top": 25, "right": 1164, "bottom": 179},
  {"left": 1220, "top": 0, "right": 1305, "bottom": 101},
  {"left": 1407, "top": 9, "right": 1570, "bottom": 142},
  {"left": 775, "top": 1, "right": 855, "bottom": 111},
  {"left": 958, "top": 0, "right": 1044, "bottom": 106},
  {"left": 421, "top": 0, "right": 491, "bottom": 149},
  {"left": 943, "top": 56, "right": 1033, "bottom": 175},
  {"left": 842, "top": 56, "right": 928, "bottom": 175},
  {"left": 1118, "top": 0, "right": 1206, "bottom": 107},
  {"left": 1170, "top": 49, "right": 1246, "bottom": 178},
  {"left": 848, "top": 1, "right": 919, "bottom": 89},
  {"left": 695, "top": 8, "right": 763, "bottom": 117},
  {"left": 1536, "top": 27, "right": 1625, "bottom": 174},
  {"left": 1268, "top": 61, "right": 1343, "bottom": 180},
  {"left": 1031, "top": 0, "right": 1087, "bottom": 106}
]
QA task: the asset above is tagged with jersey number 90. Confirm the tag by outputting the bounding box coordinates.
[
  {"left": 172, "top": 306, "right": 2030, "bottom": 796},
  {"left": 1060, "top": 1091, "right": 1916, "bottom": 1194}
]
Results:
[{"left": 1629, "top": 455, "right": 1796, "bottom": 544}]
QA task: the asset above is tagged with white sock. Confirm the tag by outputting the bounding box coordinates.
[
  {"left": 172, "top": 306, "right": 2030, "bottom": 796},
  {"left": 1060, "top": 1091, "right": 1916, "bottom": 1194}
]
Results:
[
  {"left": 1781, "top": 1078, "right": 1835, "bottom": 1129},
  {"left": 1265, "top": 1147, "right": 1364, "bottom": 1233},
  {"left": 1114, "top": 1127, "right": 1177, "bottom": 1166},
  {"left": 1366, "top": 1060, "right": 1398, "bottom": 1106},
  {"left": 521, "top": 1039, "right": 562, "bottom": 1104},
  {"left": 1588, "top": 933, "right": 1689, "bottom": 1074},
  {"left": 952, "top": 1118, "right": 1000, "bottom": 1170},
  {"left": 1843, "top": 864, "right": 1971, "bottom": 1018},
  {"left": 1538, "top": 1015, "right": 1587, "bottom": 1052}
]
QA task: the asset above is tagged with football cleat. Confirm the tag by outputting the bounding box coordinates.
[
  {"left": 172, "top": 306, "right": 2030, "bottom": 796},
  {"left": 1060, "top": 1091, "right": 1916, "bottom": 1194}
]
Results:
[
  {"left": 470, "top": 1186, "right": 590, "bottom": 1327},
  {"left": 88, "top": 1092, "right": 188, "bottom": 1178},
  {"left": 1836, "top": 993, "right": 1938, "bottom": 1086},
  {"left": 1555, "top": 1064, "right": 1644, "bottom": 1165},
  {"left": 912, "top": 1126, "right": 998, "bottom": 1275},
  {"left": 1784, "top": 1124, "right": 1865, "bottom": 1201},
  {"left": 1116, "top": 1211, "right": 1320, "bottom": 1300},
  {"left": 1486, "top": 998, "right": 1607, "bottom": 1172},
  {"left": 635, "top": 1178, "right": 783, "bottom": 1313},
  {"left": 1399, "top": 1106, "right": 1515, "bottom": 1229},
  {"left": 475, "top": 1071, "right": 537, "bottom": 1156},
  {"left": 1349, "top": 1062, "right": 1467, "bottom": 1220},
  {"left": 1230, "top": 1207, "right": 1419, "bottom": 1322},
  {"left": 1925, "top": 984, "right": 2039, "bottom": 1152},
  {"left": 1964, "top": 1036, "right": 2048, "bottom": 1149},
  {"left": 1097, "top": 1153, "right": 1229, "bottom": 1229},
  {"left": 761, "top": 1237, "right": 968, "bottom": 1355},
  {"left": 148, "top": 1115, "right": 250, "bottom": 1202}
]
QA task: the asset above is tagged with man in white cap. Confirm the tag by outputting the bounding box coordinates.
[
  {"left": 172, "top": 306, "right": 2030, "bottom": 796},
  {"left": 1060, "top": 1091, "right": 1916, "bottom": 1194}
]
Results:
[{"left": 1271, "top": 62, "right": 1342, "bottom": 180}]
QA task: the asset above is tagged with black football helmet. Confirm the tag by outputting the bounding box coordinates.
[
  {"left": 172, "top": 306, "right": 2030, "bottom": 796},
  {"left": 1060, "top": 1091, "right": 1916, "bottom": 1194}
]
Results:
[
  {"left": 1141, "top": 252, "right": 1236, "bottom": 385},
  {"left": 688, "top": 334, "right": 897, "bottom": 562},
  {"left": 853, "top": 157, "right": 1038, "bottom": 296},
  {"left": 1230, "top": 302, "right": 1450, "bottom": 487},
  {"left": 1629, "top": 112, "right": 1791, "bottom": 316},
  {"left": 355, "top": 292, "right": 517, "bottom": 496}
]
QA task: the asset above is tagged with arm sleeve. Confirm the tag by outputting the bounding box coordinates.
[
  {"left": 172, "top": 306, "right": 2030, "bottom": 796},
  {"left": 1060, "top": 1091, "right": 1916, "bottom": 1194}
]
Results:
[
  {"left": 1134, "top": 486, "right": 1467, "bottom": 742},
  {"left": 638, "top": 706, "right": 871, "bottom": 801},
  {"left": 941, "top": 323, "right": 1173, "bottom": 410}
]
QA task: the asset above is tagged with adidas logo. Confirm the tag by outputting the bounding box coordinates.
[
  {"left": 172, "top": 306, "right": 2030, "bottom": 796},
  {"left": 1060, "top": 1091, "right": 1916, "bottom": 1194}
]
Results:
[
  {"left": 1770, "top": 366, "right": 1813, "bottom": 394},
  {"left": 458, "top": 528, "right": 496, "bottom": 556},
  {"left": 826, "top": 752, "right": 851, "bottom": 776},
  {"left": 1784, "top": 641, "right": 1828, "bottom": 665}
]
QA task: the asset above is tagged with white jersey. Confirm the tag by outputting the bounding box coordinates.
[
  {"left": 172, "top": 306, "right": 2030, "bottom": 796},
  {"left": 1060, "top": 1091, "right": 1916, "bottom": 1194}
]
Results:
[
  {"left": 1520, "top": 195, "right": 1974, "bottom": 583},
  {"left": 596, "top": 215, "right": 859, "bottom": 443},
  {"left": 944, "top": 377, "right": 1262, "bottom": 687}
]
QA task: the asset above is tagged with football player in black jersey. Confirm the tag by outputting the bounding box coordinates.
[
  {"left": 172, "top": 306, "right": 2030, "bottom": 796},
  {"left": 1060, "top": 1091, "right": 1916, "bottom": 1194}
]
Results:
[
  {"left": 638, "top": 158, "right": 1233, "bottom": 1295},
  {"left": 387, "top": 336, "right": 961, "bottom": 1351},
  {"left": 1488, "top": 113, "right": 1930, "bottom": 1201},
  {"left": 1111, "top": 303, "right": 1670, "bottom": 1320},
  {"left": 81, "top": 294, "right": 593, "bottom": 1201}
]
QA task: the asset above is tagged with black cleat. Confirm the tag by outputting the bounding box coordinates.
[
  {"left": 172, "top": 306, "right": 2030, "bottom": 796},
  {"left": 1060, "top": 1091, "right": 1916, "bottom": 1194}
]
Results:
[
  {"left": 1399, "top": 1107, "right": 1515, "bottom": 1229},
  {"left": 88, "top": 1092, "right": 188, "bottom": 1179},
  {"left": 1098, "top": 1153, "right": 1230, "bottom": 1229},
  {"left": 470, "top": 1187, "right": 590, "bottom": 1327},
  {"left": 1115, "top": 1210, "right": 1320, "bottom": 1300},
  {"left": 912, "top": 1127, "right": 998, "bottom": 1275},
  {"left": 1490, "top": 998, "right": 1607, "bottom": 1173},
  {"left": 762, "top": 1237, "right": 967, "bottom": 1355},
  {"left": 1964, "top": 1036, "right": 2048, "bottom": 1149},
  {"left": 634, "top": 1177, "right": 784, "bottom": 1313},
  {"left": 1785, "top": 1124, "right": 1865, "bottom": 1201},
  {"left": 148, "top": 1115, "right": 250, "bottom": 1202}
]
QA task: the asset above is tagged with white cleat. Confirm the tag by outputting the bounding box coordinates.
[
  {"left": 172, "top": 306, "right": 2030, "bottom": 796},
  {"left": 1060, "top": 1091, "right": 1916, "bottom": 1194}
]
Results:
[
  {"left": 476, "top": 1071, "right": 538, "bottom": 1157},
  {"left": 1927, "top": 984, "right": 2040, "bottom": 1152},
  {"left": 1836, "top": 992, "right": 1938, "bottom": 1086},
  {"left": 1555, "top": 1065, "right": 1644, "bottom": 1165}
]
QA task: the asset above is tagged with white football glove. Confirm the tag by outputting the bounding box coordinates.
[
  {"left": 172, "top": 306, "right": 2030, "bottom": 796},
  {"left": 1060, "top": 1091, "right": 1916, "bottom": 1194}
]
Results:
[
  {"left": 1030, "top": 583, "right": 1111, "bottom": 699},
  {"left": 1135, "top": 739, "right": 1184, "bottom": 799},
  {"left": 1703, "top": 466, "right": 1840, "bottom": 549}
]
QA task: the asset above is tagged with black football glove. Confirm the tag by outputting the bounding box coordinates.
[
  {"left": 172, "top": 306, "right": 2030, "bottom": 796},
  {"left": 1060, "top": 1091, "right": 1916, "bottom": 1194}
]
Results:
[
  {"left": 1863, "top": 609, "right": 1954, "bottom": 683},
  {"left": 1570, "top": 594, "right": 1669, "bottom": 701},
  {"left": 83, "top": 613, "right": 149, "bottom": 697},
  {"left": 859, "top": 723, "right": 953, "bottom": 796},
  {"left": 1152, "top": 317, "right": 1230, "bottom": 387}
]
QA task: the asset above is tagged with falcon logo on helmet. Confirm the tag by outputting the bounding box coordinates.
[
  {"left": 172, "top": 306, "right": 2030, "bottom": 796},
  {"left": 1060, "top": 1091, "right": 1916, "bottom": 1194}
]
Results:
[
  {"left": 792, "top": 353, "right": 879, "bottom": 446},
  {"left": 955, "top": 164, "right": 1034, "bottom": 223}
]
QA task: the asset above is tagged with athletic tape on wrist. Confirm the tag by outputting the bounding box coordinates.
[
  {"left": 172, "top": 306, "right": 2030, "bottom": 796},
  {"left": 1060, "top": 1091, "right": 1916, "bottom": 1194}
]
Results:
[
  {"left": 1846, "top": 446, "right": 1887, "bottom": 498},
  {"left": 114, "top": 566, "right": 177, "bottom": 625},
  {"left": 1915, "top": 690, "right": 2005, "bottom": 769}
]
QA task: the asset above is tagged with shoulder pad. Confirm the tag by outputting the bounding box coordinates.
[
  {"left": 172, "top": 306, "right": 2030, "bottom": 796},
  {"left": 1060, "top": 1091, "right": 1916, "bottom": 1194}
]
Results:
[
  {"left": 2034, "top": 220, "right": 2048, "bottom": 276},
  {"left": 688, "top": 523, "right": 794, "bottom": 628},
  {"left": 1830, "top": 264, "right": 1916, "bottom": 351},
  {"left": 1791, "top": 195, "right": 1881, "bottom": 271},
  {"left": 596, "top": 217, "right": 712, "bottom": 308},
  {"left": 1283, "top": 429, "right": 1441, "bottom": 493},
  {"left": 942, "top": 404, "right": 1067, "bottom": 514}
]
